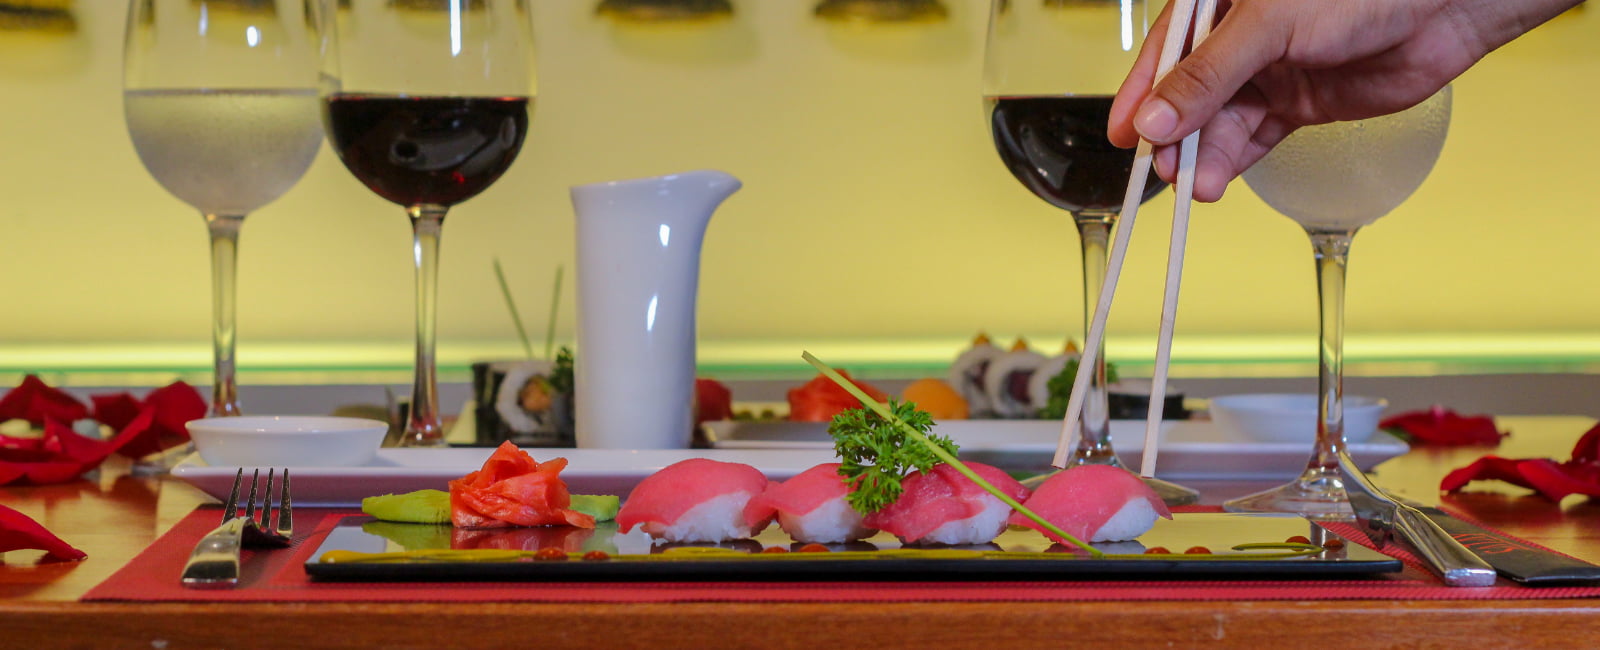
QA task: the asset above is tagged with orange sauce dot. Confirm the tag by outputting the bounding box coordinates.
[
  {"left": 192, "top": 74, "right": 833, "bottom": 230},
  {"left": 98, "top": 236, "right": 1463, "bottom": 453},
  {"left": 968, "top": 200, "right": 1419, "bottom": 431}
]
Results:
[
  {"left": 1323, "top": 538, "right": 1346, "bottom": 549},
  {"left": 1184, "top": 546, "right": 1212, "bottom": 555},
  {"left": 761, "top": 546, "right": 790, "bottom": 554},
  {"left": 581, "top": 550, "right": 610, "bottom": 561},
  {"left": 1143, "top": 547, "right": 1171, "bottom": 555},
  {"left": 534, "top": 548, "right": 568, "bottom": 561},
  {"left": 797, "top": 544, "right": 831, "bottom": 553},
  {"left": 1286, "top": 535, "right": 1311, "bottom": 545}
]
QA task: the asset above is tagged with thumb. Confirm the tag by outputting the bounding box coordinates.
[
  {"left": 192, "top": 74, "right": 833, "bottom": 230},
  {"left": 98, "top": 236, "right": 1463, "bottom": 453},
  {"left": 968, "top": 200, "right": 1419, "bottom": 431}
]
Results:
[{"left": 1134, "top": 2, "right": 1288, "bottom": 145}]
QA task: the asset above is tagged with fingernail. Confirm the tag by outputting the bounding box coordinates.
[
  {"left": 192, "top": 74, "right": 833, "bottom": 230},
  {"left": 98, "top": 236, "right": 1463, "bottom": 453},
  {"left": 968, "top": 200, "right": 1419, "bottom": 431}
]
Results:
[{"left": 1135, "top": 98, "right": 1179, "bottom": 143}]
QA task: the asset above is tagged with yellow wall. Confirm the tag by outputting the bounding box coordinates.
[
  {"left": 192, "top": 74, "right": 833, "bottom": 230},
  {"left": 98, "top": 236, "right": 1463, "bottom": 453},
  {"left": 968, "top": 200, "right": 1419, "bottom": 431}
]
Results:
[{"left": 0, "top": 2, "right": 1594, "bottom": 382}]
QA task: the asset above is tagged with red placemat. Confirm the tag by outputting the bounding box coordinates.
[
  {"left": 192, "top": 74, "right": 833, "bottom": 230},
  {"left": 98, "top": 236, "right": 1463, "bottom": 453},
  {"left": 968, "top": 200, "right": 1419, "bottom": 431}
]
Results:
[{"left": 83, "top": 506, "right": 1600, "bottom": 603}]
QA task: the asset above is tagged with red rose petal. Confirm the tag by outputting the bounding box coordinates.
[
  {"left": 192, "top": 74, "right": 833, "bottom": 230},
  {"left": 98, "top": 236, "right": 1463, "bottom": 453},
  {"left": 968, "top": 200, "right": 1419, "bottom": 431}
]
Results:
[
  {"left": 0, "top": 503, "right": 86, "bottom": 561},
  {"left": 112, "top": 382, "right": 204, "bottom": 459},
  {"left": 1569, "top": 424, "right": 1600, "bottom": 466},
  {"left": 0, "top": 375, "right": 89, "bottom": 426},
  {"left": 90, "top": 393, "right": 144, "bottom": 432},
  {"left": 1516, "top": 458, "right": 1600, "bottom": 502},
  {"left": 1381, "top": 406, "right": 1506, "bottom": 446},
  {"left": 1440, "top": 455, "right": 1533, "bottom": 492}
]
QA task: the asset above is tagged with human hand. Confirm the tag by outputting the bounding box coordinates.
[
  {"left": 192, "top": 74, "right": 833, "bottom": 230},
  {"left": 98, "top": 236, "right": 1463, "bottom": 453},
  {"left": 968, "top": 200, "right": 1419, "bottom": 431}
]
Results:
[{"left": 1108, "top": 0, "right": 1580, "bottom": 201}]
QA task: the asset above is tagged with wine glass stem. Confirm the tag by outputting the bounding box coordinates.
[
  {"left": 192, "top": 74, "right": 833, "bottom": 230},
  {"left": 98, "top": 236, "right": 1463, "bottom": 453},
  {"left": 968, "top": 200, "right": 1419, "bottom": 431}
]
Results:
[
  {"left": 205, "top": 214, "right": 245, "bottom": 417},
  {"left": 406, "top": 204, "right": 448, "bottom": 447},
  {"left": 1070, "top": 210, "right": 1120, "bottom": 467},
  {"left": 1302, "top": 230, "right": 1354, "bottom": 490}
]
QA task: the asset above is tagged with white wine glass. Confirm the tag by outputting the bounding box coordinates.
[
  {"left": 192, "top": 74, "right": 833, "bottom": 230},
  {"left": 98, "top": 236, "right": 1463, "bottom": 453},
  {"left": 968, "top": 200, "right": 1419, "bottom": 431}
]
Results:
[
  {"left": 124, "top": 0, "right": 325, "bottom": 417},
  {"left": 318, "top": 0, "right": 536, "bottom": 447},
  {"left": 1226, "top": 87, "right": 1453, "bottom": 518},
  {"left": 982, "top": 0, "right": 1197, "bottom": 505}
]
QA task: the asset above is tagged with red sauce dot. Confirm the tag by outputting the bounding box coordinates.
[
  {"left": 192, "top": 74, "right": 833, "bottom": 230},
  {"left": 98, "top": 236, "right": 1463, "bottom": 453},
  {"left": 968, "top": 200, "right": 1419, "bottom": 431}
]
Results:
[
  {"left": 534, "top": 548, "right": 568, "bottom": 561},
  {"left": 1184, "top": 546, "right": 1212, "bottom": 555},
  {"left": 761, "top": 546, "right": 790, "bottom": 554},
  {"left": 1285, "top": 535, "right": 1311, "bottom": 545},
  {"left": 581, "top": 550, "right": 610, "bottom": 561},
  {"left": 797, "top": 543, "right": 831, "bottom": 553},
  {"left": 1323, "top": 538, "right": 1346, "bottom": 549},
  {"left": 1143, "top": 547, "right": 1171, "bottom": 555}
]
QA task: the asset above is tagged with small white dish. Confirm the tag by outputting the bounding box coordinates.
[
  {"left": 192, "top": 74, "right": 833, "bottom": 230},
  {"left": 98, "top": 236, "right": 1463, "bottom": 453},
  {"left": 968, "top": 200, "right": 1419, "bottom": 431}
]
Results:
[
  {"left": 187, "top": 415, "right": 388, "bottom": 468},
  {"left": 1208, "top": 393, "right": 1388, "bottom": 444}
]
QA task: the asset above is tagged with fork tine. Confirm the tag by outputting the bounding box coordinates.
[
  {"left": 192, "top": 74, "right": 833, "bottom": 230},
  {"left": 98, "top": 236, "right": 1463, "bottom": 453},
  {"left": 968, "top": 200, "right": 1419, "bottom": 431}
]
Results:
[
  {"left": 276, "top": 469, "right": 293, "bottom": 538},
  {"left": 261, "top": 469, "right": 277, "bottom": 528},
  {"left": 222, "top": 468, "right": 244, "bottom": 521},
  {"left": 245, "top": 468, "right": 261, "bottom": 523}
]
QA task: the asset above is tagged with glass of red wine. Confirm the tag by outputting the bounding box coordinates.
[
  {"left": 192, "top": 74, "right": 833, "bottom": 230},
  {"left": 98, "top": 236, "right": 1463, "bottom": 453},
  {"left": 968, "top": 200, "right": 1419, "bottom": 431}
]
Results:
[
  {"left": 318, "top": 0, "right": 536, "bottom": 447},
  {"left": 982, "top": 0, "right": 1196, "bottom": 504}
]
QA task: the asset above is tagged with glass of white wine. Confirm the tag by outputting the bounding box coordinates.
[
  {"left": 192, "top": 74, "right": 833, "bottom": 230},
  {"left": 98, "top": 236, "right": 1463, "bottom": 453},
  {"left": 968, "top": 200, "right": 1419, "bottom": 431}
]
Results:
[
  {"left": 124, "top": 0, "right": 324, "bottom": 418},
  {"left": 1225, "top": 87, "right": 1453, "bottom": 518}
]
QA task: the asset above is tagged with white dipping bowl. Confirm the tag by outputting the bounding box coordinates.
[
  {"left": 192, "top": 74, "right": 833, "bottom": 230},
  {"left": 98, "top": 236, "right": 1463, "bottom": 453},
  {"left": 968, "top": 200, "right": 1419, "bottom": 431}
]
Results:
[
  {"left": 187, "top": 416, "right": 388, "bottom": 468},
  {"left": 1209, "top": 394, "right": 1388, "bottom": 444}
]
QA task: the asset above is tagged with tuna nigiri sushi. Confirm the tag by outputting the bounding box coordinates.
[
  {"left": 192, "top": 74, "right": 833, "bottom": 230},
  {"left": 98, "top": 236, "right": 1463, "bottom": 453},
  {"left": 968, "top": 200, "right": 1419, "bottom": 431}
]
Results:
[
  {"left": 744, "top": 463, "right": 874, "bottom": 544},
  {"left": 1007, "top": 465, "right": 1172, "bottom": 544},
  {"left": 863, "top": 461, "right": 1030, "bottom": 545},
  {"left": 616, "top": 458, "right": 773, "bottom": 543}
]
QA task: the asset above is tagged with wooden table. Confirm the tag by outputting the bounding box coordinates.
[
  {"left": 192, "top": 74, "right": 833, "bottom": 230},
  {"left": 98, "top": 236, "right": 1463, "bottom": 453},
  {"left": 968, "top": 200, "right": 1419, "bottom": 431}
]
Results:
[{"left": 5, "top": 416, "right": 1600, "bottom": 649}]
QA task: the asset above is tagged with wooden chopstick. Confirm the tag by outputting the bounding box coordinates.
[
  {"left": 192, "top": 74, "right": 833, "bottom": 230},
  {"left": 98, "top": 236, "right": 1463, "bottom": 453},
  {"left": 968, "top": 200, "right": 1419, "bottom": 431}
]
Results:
[
  {"left": 1051, "top": 0, "right": 1212, "bottom": 471},
  {"left": 1141, "top": 0, "right": 1219, "bottom": 479}
]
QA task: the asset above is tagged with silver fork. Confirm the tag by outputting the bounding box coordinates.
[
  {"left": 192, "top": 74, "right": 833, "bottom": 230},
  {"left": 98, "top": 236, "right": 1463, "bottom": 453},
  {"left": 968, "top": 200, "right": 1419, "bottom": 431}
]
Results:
[{"left": 181, "top": 468, "right": 293, "bottom": 588}]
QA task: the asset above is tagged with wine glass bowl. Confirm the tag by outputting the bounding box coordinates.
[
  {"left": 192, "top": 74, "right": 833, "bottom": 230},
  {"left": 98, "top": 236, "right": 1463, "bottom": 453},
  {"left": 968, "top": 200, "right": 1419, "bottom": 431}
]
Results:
[
  {"left": 1226, "top": 87, "right": 1453, "bottom": 518},
  {"left": 123, "top": 0, "right": 325, "bottom": 419},
  {"left": 319, "top": 0, "right": 537, "bottom": 448},
  {"left": 982, "top": 0, "right": 1194, "bottom": 504}
]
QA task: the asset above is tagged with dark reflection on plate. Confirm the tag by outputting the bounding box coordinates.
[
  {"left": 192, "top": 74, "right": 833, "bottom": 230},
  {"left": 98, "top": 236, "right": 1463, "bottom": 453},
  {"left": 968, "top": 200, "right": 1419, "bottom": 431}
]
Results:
[
  {"left": 898, "top": 541, "right": 1002, "bottom": 552},
  {"left": 1088, "top": 540, "right": 1147, "bottom": 555},
  {"left": 453, "top": 525, "right": 597, "bottom": 553},
  {"left": 362, "top": 521, "right": 454, "bottom": 551},
  {"left": 789, "top": 540, "right": 880, "bottom": 553},
  {"left": 652, "top": 538, "right": 764, "bottom": 554}
]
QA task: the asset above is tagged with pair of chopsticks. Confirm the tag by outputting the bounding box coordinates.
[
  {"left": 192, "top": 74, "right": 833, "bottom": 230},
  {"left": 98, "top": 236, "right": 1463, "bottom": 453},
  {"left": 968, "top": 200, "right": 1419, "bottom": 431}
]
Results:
[{"left": 1052, "top": 0, "right": 1219, "bottom": 477}]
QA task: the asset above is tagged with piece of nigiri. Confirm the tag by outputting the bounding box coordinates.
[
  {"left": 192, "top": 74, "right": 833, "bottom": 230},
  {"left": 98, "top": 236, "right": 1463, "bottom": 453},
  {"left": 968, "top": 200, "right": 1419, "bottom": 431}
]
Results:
[
  {"left": 617, "top": 458, "right": 773, "bottom": 543},
  {"left": 863, "top": 461, "right": 1030, "bottom": 545},
  {"left": 1007, "top": 465, "right": 1172, "bottom": 544},
  {"left": 745, "top": 463, "right": 874, "bottom": 544}
]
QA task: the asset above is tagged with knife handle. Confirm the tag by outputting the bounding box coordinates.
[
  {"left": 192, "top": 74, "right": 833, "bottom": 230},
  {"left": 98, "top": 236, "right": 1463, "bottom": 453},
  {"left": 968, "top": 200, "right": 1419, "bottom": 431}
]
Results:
[{"left": 1392, "top": 505, "right": 1496, "bottom": 587}]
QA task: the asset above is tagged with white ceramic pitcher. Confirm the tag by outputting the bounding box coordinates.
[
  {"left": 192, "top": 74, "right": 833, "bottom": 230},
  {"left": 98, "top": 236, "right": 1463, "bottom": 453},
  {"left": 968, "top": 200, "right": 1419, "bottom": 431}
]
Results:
[{"left": 570, "top": 170, "right": 742, "bottom": 449}]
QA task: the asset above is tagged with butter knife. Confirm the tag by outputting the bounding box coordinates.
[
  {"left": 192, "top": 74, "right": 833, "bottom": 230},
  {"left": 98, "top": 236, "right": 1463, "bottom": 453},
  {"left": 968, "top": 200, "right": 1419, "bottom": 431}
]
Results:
[
  {"left": 180, "top": 517, "right": 246, "bottom": 589},
  {"left": 1394, "top": 496, "right": 1600, "bottom": 585},
  {"left": 1337, "top": 449, "right": 1497, "bottom": 587}
]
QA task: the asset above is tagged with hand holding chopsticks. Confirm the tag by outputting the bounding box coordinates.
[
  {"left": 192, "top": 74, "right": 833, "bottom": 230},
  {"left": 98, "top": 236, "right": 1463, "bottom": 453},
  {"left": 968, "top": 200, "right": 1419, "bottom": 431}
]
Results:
[{"left": 1052, "top": 0, "right": 1220, "bottom": 478}]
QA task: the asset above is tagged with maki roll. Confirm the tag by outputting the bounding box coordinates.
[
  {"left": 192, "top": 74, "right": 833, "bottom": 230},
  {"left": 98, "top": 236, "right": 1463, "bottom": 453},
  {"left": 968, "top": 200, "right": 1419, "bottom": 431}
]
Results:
[
  {"left": 745, "top": 463, "right": 875, "bottom": 544},
  {"left": 616, "top": 458, "right": 774, "bottom": 542},
  {"left": 982, "top": 338, "right": 1046, "bottom": 419},
  {"left": 1007, "top": 465, "right": 1172, "bottom": 543},
  {"left": 946, "top": 332, "right": 1001, "bottom": 418},
  {"left": 863, "top": 461, "right": 1030, "bottom": 545}
]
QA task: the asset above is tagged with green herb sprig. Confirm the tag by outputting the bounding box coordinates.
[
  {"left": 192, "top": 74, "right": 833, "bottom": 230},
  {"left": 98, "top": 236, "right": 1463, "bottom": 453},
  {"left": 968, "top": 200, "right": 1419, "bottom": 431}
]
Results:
[
  {"left": 831, "top": 399, "right": 953, "bottom": 513},
  {"left": 1036, "top": 358, "right": 1118, "bottom": 419},
  {"left": 802, "top": 351, "right": 1100, "bottom": 557}
]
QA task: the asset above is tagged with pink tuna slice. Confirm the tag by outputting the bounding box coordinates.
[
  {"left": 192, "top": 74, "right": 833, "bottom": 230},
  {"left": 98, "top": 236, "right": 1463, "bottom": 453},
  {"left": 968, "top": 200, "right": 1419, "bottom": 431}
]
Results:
[
  {"left": 616, "top": 458, "right": 772, "bottom": 534},
  {"left": 743, "top": 462, "right": 854, "bottom": 528},
  {"left": 1006, "top": 465, "right": 1172, "bottom": 544},
  {"left": 862, "top": 462, "right": 1030, "bottom": 543}
]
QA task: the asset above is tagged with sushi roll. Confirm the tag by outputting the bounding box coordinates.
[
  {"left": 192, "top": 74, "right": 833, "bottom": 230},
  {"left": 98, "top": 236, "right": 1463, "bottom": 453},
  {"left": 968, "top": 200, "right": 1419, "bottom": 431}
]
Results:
[
  {"left": 946, "top": 332, "right": 1001, "bottom": 418},
  {"left": 863, "top": 461, "right": 1030, "bottom": 545},
  {"left": 1007, "top": 465, "right": 1172, "bottom": 543},
  {"left": 982, "top": 338, "right": 1046, "bottom": 419},
  {"left": 745, "top": 463, "right": 874, "bottom": 544},
  {"left": 1026, "top": 340, "right": 1081, "bottom": 412},
  {"left": 616, "top": 458, "right": 774, "bottom": 543}
]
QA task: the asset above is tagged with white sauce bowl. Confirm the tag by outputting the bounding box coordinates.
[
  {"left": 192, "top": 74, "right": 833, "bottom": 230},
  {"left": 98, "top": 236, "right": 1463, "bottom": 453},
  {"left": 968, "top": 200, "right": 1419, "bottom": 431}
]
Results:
[
  {"left": 187, "top": 415, "right": 388, "bottom": 468},
  {"left": 1209, "top": 393, "right": 1387, "bottom": 444}
]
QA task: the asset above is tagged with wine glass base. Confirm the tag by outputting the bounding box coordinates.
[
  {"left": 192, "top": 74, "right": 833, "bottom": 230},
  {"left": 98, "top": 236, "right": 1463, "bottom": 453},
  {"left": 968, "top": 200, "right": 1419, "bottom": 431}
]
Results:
[
  {"left": 1223, "top": 482, "right": 1354, "bottom": 521},
  {"left": 1021, "top": 468, "right": 1200, "bottom": 507},
  {"left": 129, "top": 443, "right": 197, "bottom": 476}
]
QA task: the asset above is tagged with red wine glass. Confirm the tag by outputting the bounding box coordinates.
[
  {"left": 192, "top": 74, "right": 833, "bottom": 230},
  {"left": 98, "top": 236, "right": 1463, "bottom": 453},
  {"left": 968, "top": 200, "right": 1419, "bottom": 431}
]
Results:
[
  {"left": 981, "top": 0, "right": 1197, "bottom": 504},
  {"left": 318, "top": 0, "right": 537, "bottom": 447}
]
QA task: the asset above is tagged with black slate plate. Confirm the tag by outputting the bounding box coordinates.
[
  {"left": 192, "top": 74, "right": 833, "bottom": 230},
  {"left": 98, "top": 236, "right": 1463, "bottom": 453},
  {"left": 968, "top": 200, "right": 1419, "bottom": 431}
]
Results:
[{"left": 305, "top": 512, "right": 1401, "bottom": 582}]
